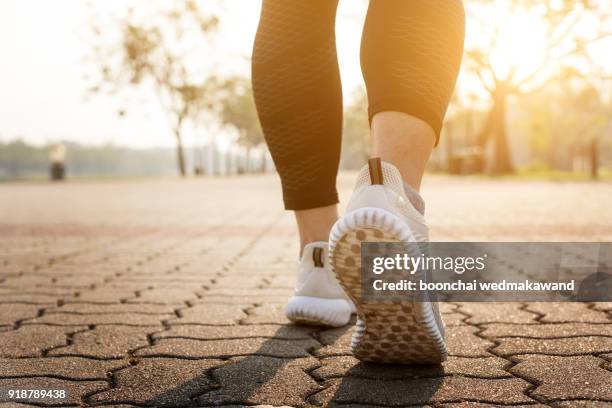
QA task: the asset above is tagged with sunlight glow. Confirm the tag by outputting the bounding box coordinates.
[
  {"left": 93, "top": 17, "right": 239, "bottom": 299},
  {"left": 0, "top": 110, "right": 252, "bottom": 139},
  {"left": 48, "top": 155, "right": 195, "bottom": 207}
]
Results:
[{"left": 489, "top": 12, "right": 548, "bottom": 81}]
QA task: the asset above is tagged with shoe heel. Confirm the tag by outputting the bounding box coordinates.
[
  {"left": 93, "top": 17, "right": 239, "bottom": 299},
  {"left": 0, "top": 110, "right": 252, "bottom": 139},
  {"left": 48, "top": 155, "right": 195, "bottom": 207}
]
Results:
[{"left": 329, "top": 207, "right": 447, "bottom": 364}]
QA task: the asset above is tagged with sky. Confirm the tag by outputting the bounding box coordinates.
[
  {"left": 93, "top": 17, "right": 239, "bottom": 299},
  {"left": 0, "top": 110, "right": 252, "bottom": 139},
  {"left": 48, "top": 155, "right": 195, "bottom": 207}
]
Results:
[
  {"left": 0, "top": 0, "right": 368, "bottom": 149},
  {"left": 0, "top": 1, "right": 610, "bottom": 149}
]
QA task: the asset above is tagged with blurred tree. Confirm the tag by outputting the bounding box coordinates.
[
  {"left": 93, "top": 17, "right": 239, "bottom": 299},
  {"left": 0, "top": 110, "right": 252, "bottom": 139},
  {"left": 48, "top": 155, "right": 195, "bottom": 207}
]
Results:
[
  {"left": 518, "top": 79, "right": 611, "bottom": 176},
  {"left": 465, "top": 0, "right": 611, "bottom": 174},
  {"left": 211, "top": 77, "right": 264, "bottom": 171},
  {"left": 87, "top": 0, "right": 219, "bottom": 176}
]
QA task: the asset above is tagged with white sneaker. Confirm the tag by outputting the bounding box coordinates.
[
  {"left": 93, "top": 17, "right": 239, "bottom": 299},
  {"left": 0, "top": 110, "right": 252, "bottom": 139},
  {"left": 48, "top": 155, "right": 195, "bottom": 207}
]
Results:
[
  {"left": 329, "top": 158, "right": 447, "bottom": 363},
  {"left": 285, "top": 241, "right": 356, "bottom": 327}
]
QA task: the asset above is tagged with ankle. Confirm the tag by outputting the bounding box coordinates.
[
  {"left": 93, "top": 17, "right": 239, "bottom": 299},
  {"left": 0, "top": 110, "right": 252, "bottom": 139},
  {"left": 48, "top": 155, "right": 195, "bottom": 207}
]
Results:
[{"left": 295, "top": 204, "right": 338, "bottom": 255}]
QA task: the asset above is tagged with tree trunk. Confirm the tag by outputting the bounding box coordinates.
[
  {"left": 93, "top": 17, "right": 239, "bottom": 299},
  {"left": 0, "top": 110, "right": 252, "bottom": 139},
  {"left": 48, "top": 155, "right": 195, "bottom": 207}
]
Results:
[
  {"left": 590, "top": 138, "right": 599, "bottom": 180},
  {"left": 260, "top": 146, "right": 267, "bottom": 173},
  {"left": 174, "top": 129, "right": 186, "bottom": 177},
  {"left": 245, "top": 147, "right": 251, "bottom": 173},
  {"left": 491, "top": 87, "right": 514, "bottom": 174}
]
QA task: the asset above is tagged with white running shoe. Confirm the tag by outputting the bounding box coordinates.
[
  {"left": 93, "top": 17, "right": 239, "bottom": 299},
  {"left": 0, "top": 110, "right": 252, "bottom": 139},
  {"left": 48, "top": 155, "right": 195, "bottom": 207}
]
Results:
[
  {"left": 329, "top": 158, "right": 447, "bottom": 363},
  {"left": 285, "top": 241, "right": 356, "bottom": 327}
]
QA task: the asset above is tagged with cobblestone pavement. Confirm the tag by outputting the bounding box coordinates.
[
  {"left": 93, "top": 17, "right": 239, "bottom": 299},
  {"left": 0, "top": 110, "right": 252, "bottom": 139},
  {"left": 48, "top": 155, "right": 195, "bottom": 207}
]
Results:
[{"left": 0, "top": 174, "right": 611, "bottom": 407}]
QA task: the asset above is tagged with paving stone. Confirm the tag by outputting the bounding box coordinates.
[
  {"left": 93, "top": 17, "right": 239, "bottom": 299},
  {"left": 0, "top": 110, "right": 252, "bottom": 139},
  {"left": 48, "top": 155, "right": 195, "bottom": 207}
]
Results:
[
  {"left": 446, "top": 326, "right": 494, "bottom": 357},
  {"left": 312, "top": 355, "right": 510, "bottom": 380},
  {"left": 525, "top": 302, "right": 610, "bottom": 323},
  {"left": 213, "top": 275, "right": 265, "bottom": 288},
  {"left": 0, "top": 378, "right": 107, "bottom": 406},
  {"left": 310, "top": 377, "right": 534, "bottom": 406},
  {"left": 592, "top": 302, "right": 612, "bottom": 312},
  {"left": 0, "top": 292, "right": 63, "bottom": 303},
  {"left": 73, "top": 288, "right": 137, "bottom": 303},
  {"left": 494, "top": 336, "right": 612, "bottom": 356},
  {"left": 26, "top": 312, "right": 171, "bottom": 326},
  {"left": 0, "top": 357, "right": 125, "bottom": 380},
  {"left": 128, "top": 288, "right": 201, "bottom": 304},
  {"left": 554, "top": 402, "right": 612, "bottom": 407},
  {"left": 243, "top": 304, "right": 290, "bottom": 325},
  {"left": 195, "top": 294, "right": 288, "bottom": 305},
  {"left": 49, "top": 326, "right": 160, "bottom": 358},
  {"left": 441, "top": 404, "right": 547, "bottom": 408},
  {"left": 47, "top": 303, "right": 176, "bottom": 314},
  {"left": 0, "top": 304, "right": 44, "bottom": 325},
  {"left": 0, "top": 275, "right": 56, "bottom": 287},
  {"left": 481, "top": 323, "right": 612, "bottom": 338},
  {"left": 458, "top": 303, "right": 538, "bottom": 324},
  {"left": 197, "top": 356, "right": 320, "bottom": 407},
  {"left": 511, "top": 355, "right": 612, "bottom": 401},
  {"left": 88, "top": 358, "right": 225, "bottom": 406},
  {"left": 155, "top": 324, "right": 315, "bottom": 340},
  {"left": 202, "top": 287, "right": 292, "bottom": 297},
  {"left": 173, "top": 303, "right": 248, "bottom": 324},
  {"left": 0, "top": 325, "right": 86, "bottom": 357},
  {"left": 136, "top": 337, "right": 319, "bottom": 358},
  {"left": 315, "top": 326, "right": 354, "bottom": 357},
  {"left": 442, "top": 313, "right": 467, "bottom": 326}
]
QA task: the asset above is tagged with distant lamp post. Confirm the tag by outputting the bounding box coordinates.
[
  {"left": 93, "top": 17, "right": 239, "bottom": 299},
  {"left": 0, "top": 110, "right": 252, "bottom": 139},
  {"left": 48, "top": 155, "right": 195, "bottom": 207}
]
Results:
[{"left": 49, "top": 144, "right": 66, "bottom": 181}]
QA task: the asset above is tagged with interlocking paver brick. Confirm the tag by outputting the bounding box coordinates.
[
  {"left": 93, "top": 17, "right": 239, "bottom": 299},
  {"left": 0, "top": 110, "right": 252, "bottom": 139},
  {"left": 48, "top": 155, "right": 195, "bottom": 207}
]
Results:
[
  {"left": 458, "top": 303, "right": 539, "bottom": 324},
  {"left": 0, "top": 291, "right": 62, "bottom": 303},
  {"left": 525, "top": 302, "right": 610, "bottom": 323},
  {"left": 510, "top": 355, "right": 612, "bottom": 401},
  {"left": 243, "top": 304, "right": 291, "bottom": 325},
  {"left": 196, "top": 295, "right": 288, "bottom": 305},
  {"left": 440, "top": 404, "right": 547, "bottom": 408},
  {"left": 128, "top": 288, "right": 200, "bottom": 304},
  {"left": 47, "top": 303, "right": 176, "bottom": 314},
  {"left": 72, "top": 288, "right": 137, "bottom": 303},
  {"left": 0, "top": 378, "right": 107, "bottom": 406},
  {"left": 173, "top": 303, "right": 248, "bottom": 324},
  {"left": 1, "top": 275, "right": 56, "bottom": 287},
  {"left": 202, "top": 287, "right": 292, "bottom": 297},
  {"left": 0, "top": 303, "right": 45, "bottom": 325},
  {"left": 213, "top": 275, "right": 266, "bottom": 288},
  {"left": 592, "top": 302, "right": 612, "bottom": 312},
  {"left": 554, "top": 402, "right": 612, "bottom": 407},
  {"left": 442, "top": 312, "right": 468, "bottom": 326},
  {"left": 0, "top": 357, "right": 125, "bottom": 380},
  {"left": 446, "top": 326, "right": 494, "bottom": 357},
  {"left": 0, "top": 325, "right": 86, "bottom": 357},
  {"left": 49, "top": 326, "right": 160, "bottom": 358},
  {"left": 309, "top": 377, "right": 534, "bottom": 406},
  {"left": 494, "top": 336, "right": 612, "bottom": 356},
  {"left": 26, "top": 312, "right": 171, "bottom": 326},
  {"left": 197, "top": 356, "right": 320, "bottom": 407},
  {"left": 311, "top": 355, "right": 510, "bottom": 380},
  {"left": 136, "top": 337, "right": 319, "bottom": 359},
  {"left": 88, "top": 358, "right": 225, "bottom": 406},
  {"left": 481, "top": 322, "right": 612, "bottom": 338},
  {"left": 315, "top": 326, "right": 354, "bottom": 357},
  {"left": 155, "top": 324, "right": 315, "bottom": 340}
]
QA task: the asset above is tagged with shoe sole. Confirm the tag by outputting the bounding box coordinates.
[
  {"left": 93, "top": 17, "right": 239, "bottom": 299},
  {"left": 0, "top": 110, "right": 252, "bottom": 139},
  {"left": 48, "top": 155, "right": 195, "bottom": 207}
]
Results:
[
  {"left": 285, "top": 296, "right": 351, "bottom": 327},
  {"left": 329, "top": 207, "right": 447, "bottom": 364}
]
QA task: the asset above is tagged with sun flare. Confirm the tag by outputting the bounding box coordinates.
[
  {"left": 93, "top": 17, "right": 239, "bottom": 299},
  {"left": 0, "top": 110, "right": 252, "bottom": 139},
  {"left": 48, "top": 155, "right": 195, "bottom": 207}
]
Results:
[{"left": 489, "top": 12, "right": 548, "bottom": 80}]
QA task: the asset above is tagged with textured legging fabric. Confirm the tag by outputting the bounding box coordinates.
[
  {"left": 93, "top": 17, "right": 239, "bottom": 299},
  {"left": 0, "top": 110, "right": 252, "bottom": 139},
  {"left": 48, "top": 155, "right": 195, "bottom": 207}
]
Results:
[{"left": 252, "top": 0, "right": 465, "bottom": 210}]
